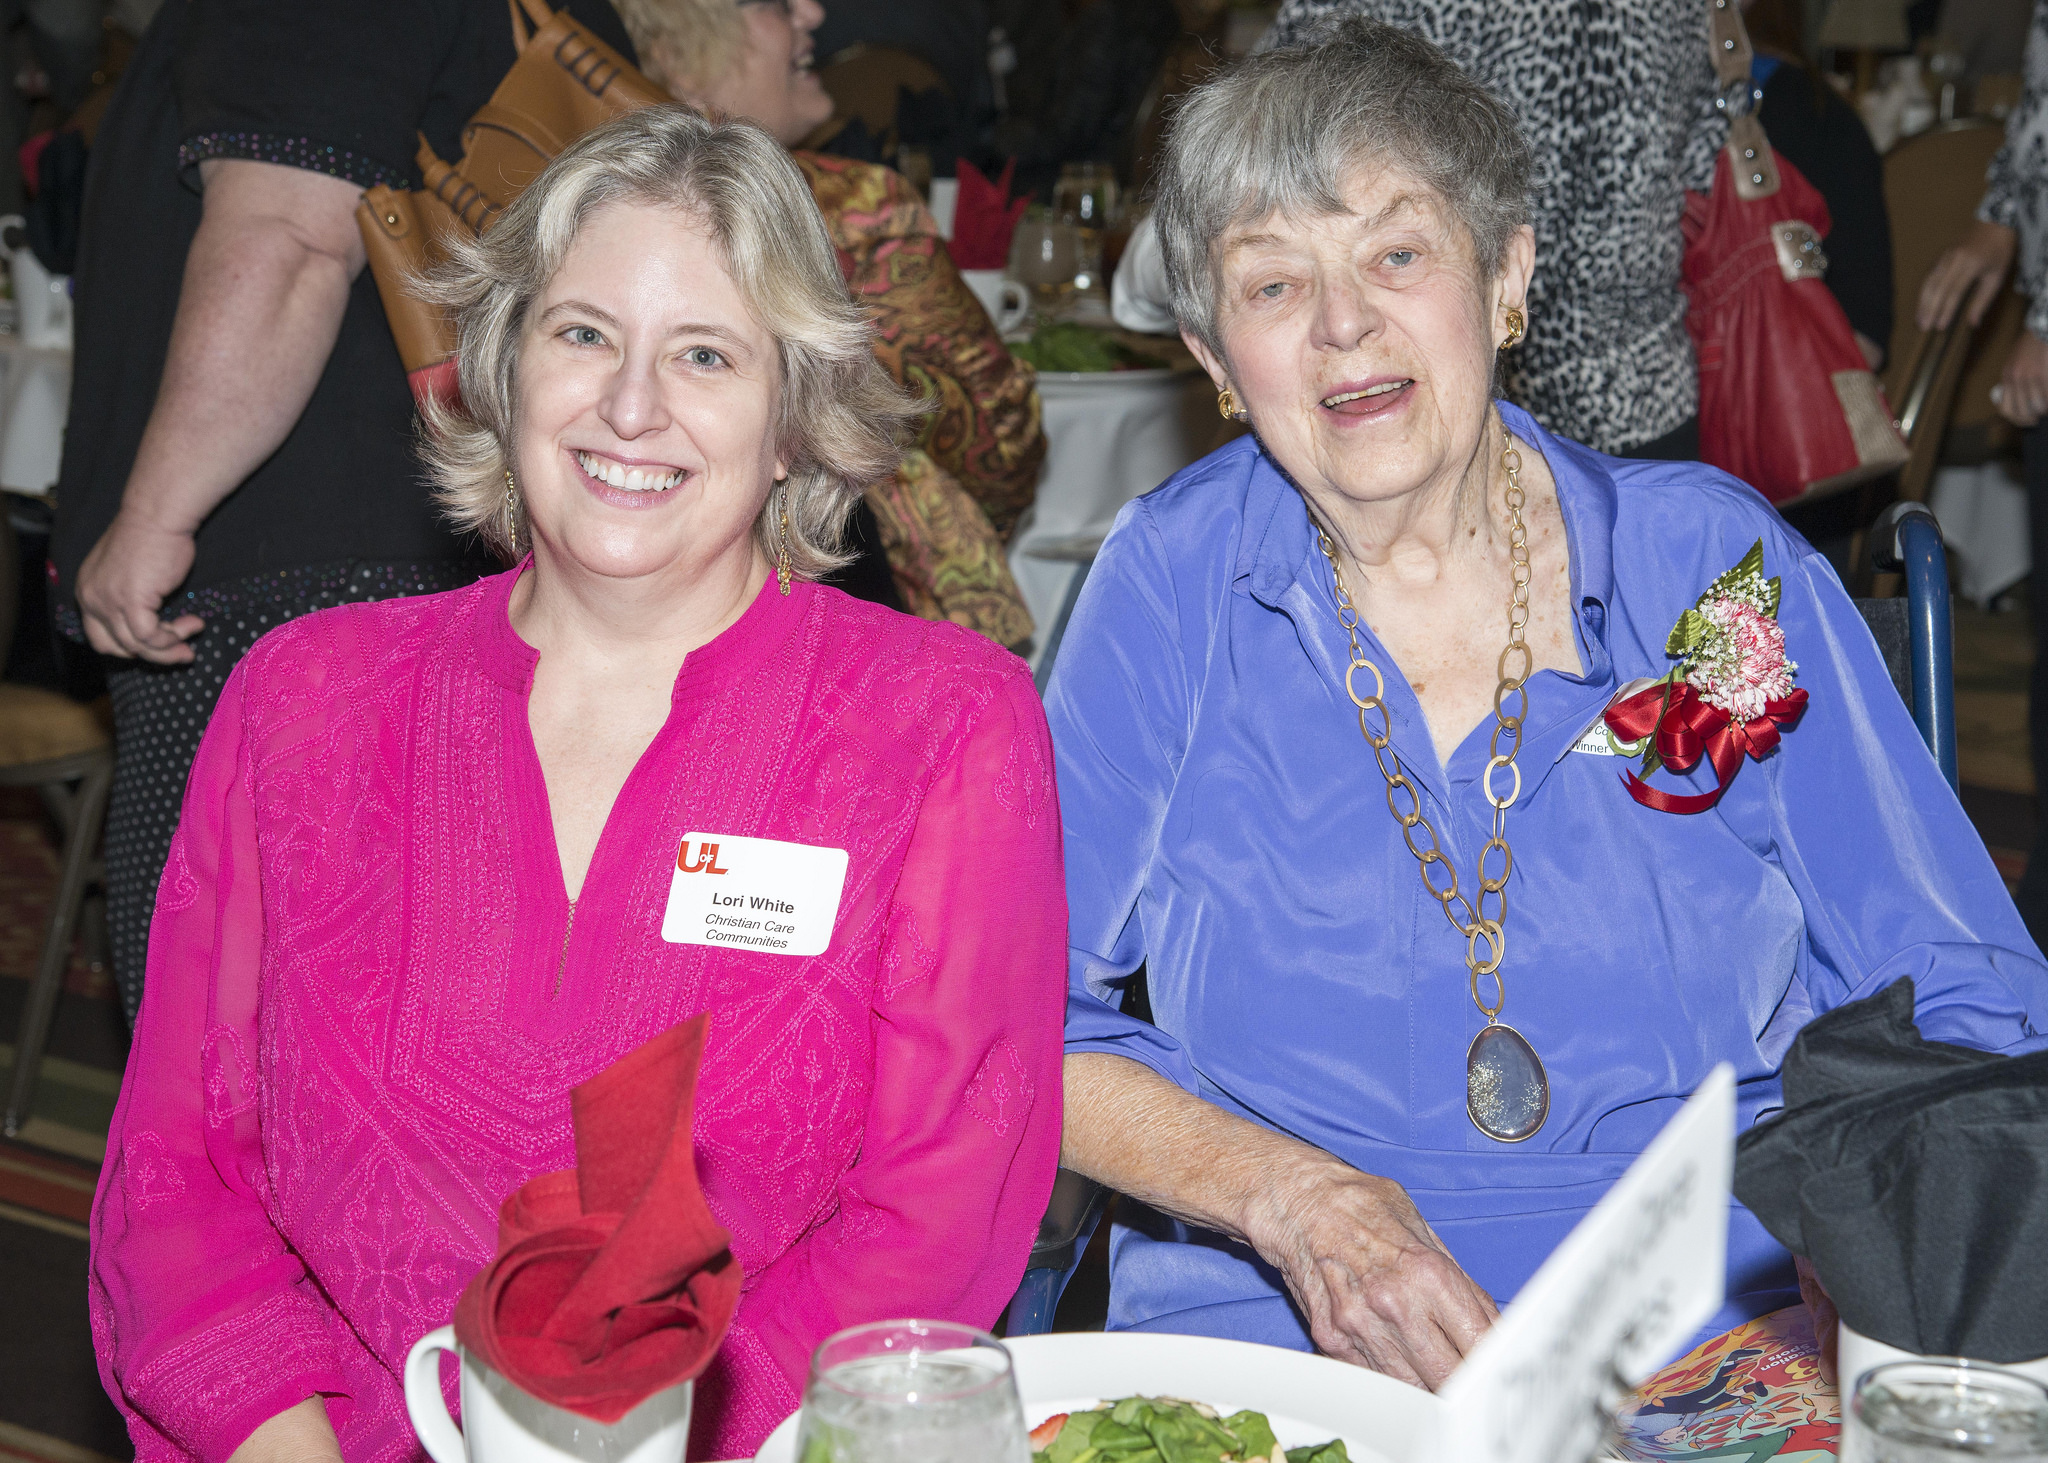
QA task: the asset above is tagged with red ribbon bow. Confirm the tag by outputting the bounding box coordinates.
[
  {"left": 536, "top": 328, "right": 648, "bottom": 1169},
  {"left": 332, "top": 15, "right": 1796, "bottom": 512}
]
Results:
[{"left": 1602, "top": 679, "right": 1809, "bottom": 814}]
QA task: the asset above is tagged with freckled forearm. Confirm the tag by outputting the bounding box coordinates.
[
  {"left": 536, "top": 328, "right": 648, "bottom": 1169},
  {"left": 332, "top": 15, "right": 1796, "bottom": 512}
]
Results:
[
  {"left": 1061, "top": 1052, "right": 1334, "bottom": 1246},
  {"left": 120, "top": 162, "right": 363, "bottom": 535}
]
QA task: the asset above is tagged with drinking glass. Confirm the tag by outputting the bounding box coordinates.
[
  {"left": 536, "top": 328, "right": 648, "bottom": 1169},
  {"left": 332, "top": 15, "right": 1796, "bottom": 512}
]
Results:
[
  {"left": 792, "top": 1320, "right": 1031, "bottom": 1463},
  {"left": 1844, "top": 1361, "right": 2048, "bottom": 1462},
  {"left": 1053, "top": 162, "right": 1120, "bottom": 293},
  {"left": 1008, "top": 211, "right": 1082, "bottom": 321}
]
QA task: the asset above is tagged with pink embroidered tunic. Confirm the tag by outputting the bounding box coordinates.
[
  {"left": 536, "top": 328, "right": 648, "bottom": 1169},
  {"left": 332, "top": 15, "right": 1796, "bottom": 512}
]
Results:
[{"left": 88, "top": 567, "right": 1067, "bottom": 1463}]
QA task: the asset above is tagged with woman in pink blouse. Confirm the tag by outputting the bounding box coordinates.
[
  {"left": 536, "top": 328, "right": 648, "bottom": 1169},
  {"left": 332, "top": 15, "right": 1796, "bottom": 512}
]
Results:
[{"left": 88, "top": 108, "right": 1066, "bottom": 1463}]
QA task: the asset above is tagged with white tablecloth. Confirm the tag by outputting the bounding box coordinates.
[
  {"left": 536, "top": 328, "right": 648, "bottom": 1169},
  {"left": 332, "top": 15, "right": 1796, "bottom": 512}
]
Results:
[
  {"left": 0, "top": 333, "right": 70, "bottom": 495},
  {"left": 1009, "top": 368, "right": 1223, "bottom": 673},
  {"left": 1928, "top": 457, "right": 2030, "bottom": 608}
]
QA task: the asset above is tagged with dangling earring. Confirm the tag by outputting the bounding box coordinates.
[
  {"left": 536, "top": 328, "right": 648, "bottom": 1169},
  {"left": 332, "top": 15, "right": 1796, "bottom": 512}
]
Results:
[
  {"left": 1499, "top": 306, "right": 1526, "bottom": 351},
  {"left": 1217, "top": 386, "right": 1242, "bottom": 421},
  {"left": 775, "top": 480, "right": 792, "bottom": 596},
  {"left": 502, "top": 468, "right": 521, "bottom": 553}
]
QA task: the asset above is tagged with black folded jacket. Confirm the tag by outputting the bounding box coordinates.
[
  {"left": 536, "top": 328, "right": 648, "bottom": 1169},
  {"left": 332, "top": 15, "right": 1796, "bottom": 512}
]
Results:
[{"left": 1733, "top": 977, "right": 2048, "bottom": 1362}]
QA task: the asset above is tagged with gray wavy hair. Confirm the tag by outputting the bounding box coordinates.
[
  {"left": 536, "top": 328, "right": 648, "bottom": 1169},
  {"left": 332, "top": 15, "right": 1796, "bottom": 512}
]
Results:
[
  {"left": 1153, "top": 15, "right": 1533, "bottom": 358},
  {"left": 417, "top": 105, "right": 917, "bottom": 576}
]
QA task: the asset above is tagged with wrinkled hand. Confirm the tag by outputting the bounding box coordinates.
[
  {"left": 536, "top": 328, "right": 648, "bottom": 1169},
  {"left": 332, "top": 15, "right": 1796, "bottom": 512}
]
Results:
[
  {"left": 1917, "top": 219, "right": 2017, "bottom": 333},
  {"left": 1244, "top": 1151, "right": 1498, "bottom": 1389},
  {"left": 1996, "top": 330, "right": 2048, "bottom": 428},
  {"left": 1795, "top": 1255, "right": 1840, "bottom": 1389},
  {"left": 75, "top": 510, "right": 205, "bottom": 662}
]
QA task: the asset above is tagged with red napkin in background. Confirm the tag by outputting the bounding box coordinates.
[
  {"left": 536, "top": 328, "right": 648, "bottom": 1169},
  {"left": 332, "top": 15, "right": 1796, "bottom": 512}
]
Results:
[
  {"left": 452, "top": 1016, "right": 741, "bottom": 1423},
  {"left": 950, "top": 158, "right": 1030, "bottom": 270}
]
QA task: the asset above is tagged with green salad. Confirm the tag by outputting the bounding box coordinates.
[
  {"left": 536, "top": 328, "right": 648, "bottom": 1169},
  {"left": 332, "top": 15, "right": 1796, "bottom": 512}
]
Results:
[
  {"left": 1029, "top": 1395, "right": 1350, "bottom": 1463},
  {"left": 1007, "top": 322, "right": 1164, "bottom": 374}
]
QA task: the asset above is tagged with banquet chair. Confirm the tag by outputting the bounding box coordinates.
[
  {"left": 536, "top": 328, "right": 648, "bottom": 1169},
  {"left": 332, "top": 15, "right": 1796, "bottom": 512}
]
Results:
[
  {"left": 0, "top": 699, "right": 111, "bottom": 1138},
  {"left": 0, "top": 502, "right": 114, "bottom": 1139},
  {"left": 1841, "top": 119, "right": 2016, "bottom": 593},
  {"left": 1878, "top": 118, "right": 2011, "bottom": 513},
  {"left": 806, "top": 44, "right": 949, "bottom": 156}
]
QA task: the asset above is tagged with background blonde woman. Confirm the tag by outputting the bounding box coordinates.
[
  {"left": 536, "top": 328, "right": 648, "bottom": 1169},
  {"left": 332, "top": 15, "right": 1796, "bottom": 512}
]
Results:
[
  {"left": 616, "top": 0, "right": 1046, "bottom": 645},
  {"left": 89, "top": 107, "right": 1066, "bottom": 1463}
]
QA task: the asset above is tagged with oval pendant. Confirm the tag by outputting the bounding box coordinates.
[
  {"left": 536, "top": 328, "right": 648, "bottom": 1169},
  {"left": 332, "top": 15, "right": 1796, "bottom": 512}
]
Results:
[{"left": 1467, "top": 1022, "right": 1549, "bottom": 1143}]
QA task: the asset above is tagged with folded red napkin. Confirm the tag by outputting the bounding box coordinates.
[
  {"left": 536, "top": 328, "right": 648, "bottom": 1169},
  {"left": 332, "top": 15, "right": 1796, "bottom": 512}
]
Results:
[
  {"left": 950, "top": 158, "right": 1030, "bottom": 271},
  {"left": 452, "top": 1016, "right": 741, "bottom": 1423}
]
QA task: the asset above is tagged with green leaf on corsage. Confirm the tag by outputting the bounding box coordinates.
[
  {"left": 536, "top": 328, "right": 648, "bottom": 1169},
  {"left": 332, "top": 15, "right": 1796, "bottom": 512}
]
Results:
[
  {"left": 1700, "top": 540, "right": 1766, "bottom": 607},
  {"left": 1665, "top": 608, "right": 1710, "bottom": 658}
]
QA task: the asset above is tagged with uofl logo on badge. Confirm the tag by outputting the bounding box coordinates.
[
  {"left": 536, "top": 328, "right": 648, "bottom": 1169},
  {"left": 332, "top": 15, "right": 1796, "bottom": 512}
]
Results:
[
  {"left": 661, "top": 831, "right": 849, "bottom": 957},
  {"left": 677, "top": 839, "right": 730, "bottom": 875}
]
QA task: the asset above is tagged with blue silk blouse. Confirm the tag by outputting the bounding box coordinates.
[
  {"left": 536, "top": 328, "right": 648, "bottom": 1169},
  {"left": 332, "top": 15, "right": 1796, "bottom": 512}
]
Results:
[{"left": 1048, "top": 401, "right": 2048, "bottom": 1353}]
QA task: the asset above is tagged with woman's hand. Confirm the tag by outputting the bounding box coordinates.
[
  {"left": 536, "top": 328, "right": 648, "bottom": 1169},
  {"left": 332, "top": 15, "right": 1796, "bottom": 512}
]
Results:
[
  {"left": 1063, "top": 1052, "right": 1497, "bottom": 1391},
  {"left": 1996, "top": 331, "right": 2048, "bottom": 427},
  {"left": 225, "top": 1398, "right": 342, "bottom": 1463},
  {"left": 1917, "top": 219, "right": 2017, "bottom": 333},
  {"left": 75, "top": 508, "right": 205, "bottom": 662},
  {"left": 1243, "top": 1147, "right": 1500, "bottom": 1388}
]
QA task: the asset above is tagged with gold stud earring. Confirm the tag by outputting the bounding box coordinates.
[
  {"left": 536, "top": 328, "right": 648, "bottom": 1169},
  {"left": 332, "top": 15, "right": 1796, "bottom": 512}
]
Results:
[
  {"left": 775, "top": 481, "right": 793, "bottom": 595},
  {"left": 1217, "top": 387, "right": 1245, "bottom": 421},
  {"left": 502, "top": 468, "right": 521, "bottom": 553},
  {"left": 1500, "top": 306, "right": 1526, "bottom": 351}
]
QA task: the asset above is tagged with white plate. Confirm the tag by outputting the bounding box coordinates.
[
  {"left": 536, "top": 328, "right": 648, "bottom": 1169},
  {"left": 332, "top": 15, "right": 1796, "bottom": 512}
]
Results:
[
  {"left": 752, "top": 1331, "right": 1442, "bottom": 1462},
  {"left": 1031, "top": 366, "right": 1191, "bottom": 388}
]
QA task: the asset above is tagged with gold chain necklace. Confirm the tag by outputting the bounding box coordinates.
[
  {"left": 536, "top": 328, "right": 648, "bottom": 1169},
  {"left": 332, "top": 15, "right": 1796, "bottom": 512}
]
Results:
[{"left": 1315, "top": 423, "right": 1549, "bottom": 1143}]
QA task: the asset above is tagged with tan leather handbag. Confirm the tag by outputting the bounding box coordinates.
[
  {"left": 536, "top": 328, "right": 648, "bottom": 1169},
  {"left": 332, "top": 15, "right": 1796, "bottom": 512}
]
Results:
[{"left": 355, "top": 0, "right": 666, "bottom": 408}]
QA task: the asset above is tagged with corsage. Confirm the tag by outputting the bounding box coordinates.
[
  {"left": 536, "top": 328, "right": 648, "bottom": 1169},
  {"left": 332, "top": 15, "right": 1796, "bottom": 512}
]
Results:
[{"left": 1602, "top": 540, "right": 1809, "bottom": 814}]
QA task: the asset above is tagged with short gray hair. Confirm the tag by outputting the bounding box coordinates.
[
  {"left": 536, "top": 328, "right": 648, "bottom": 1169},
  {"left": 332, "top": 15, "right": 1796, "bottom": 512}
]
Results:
[
  {"left": 1154, "top": 16, "right": 1532, "bottom": 357},
  {"left": 417, "top": 106, "right": 918, "bottom": 576}
]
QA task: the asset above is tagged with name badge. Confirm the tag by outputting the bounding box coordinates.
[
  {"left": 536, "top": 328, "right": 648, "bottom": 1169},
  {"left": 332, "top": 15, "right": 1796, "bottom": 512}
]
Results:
[
  {"left": 1562, "top": 677, "right": 1656, "bottom": 760},
  {"left": 660, "top": 832, "right": 849, "bottom": 957},
  {"left": 1569, "top": 724, "right": 1643, "bottom": 758}
]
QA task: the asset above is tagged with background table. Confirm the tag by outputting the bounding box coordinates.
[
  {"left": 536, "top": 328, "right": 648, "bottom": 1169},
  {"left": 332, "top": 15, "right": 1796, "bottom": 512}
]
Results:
[
  {"left": 0, "top": 333, "right": 69, "bottom": 497},
  {"left": 1927, "top": 458, "right": 2029, "bottom": 609},
  {"left": 1009, "top": 366, "right": 1227, "bottom": 679}
]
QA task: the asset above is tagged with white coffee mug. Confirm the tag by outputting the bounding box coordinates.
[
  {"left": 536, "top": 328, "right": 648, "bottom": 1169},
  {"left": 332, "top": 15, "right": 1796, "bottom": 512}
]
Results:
[
  {"left": 959, "top": 269, "right": 1029, "bottom": 334},
  {"left": 925, "top": 177, "right": 957, "bottom": 240},
  {"left": 1840, "top": 1321, "right": 2048, "bottom": 1393},
  {"left": 404, "top": 1325, "right": 692, "bottom": 1463}
]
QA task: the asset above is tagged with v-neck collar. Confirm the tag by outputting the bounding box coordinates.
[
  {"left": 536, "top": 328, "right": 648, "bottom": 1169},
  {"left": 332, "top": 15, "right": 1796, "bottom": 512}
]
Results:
[
  {"left": 1236, "top": 402, "right": 1623, "bottom": 812},
  {"left": 467, "top": 555, "right": 813, "bottom": 702},
  {"left": 470, "top": 560, "right": 815, "bottom": 1024}
]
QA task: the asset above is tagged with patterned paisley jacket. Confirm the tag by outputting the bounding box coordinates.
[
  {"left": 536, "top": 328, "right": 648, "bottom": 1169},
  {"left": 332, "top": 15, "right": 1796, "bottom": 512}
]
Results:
[{"left": 797, "top": 152, "right": 1045, "bottom": 647}]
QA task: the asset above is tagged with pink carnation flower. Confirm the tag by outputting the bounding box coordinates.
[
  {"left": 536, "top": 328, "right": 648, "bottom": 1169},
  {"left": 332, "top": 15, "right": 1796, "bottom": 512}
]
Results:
[{"left": 1686, "top": 596, "right": 1797, "bottom": 721}]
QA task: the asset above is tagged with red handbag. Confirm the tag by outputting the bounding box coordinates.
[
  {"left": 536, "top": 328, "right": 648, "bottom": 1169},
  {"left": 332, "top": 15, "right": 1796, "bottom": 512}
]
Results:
[{"left": 1682, "top": 0, "right": 1906, "bottom": 504}]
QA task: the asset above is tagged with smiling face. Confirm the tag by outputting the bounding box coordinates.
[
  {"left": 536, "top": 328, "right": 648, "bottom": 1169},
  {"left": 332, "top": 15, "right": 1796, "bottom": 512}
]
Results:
[
  {"left": 513, "top": 197, "right": 784, "bottom": 591},
  {"left": 1187, "top": 162, "right": 1534, "bottom": 519},
  {"left": 677, "top": 0, "right": 833, "bottom": 148}
]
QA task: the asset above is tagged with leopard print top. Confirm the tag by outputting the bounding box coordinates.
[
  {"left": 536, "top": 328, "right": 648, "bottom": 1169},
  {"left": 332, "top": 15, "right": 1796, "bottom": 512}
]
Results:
[
  {"left": 1980, "top": 0, "right": 2048, "bottom": 340},
  {"left": 1261, "top": 0, "right": 1727, "bottom": 453}
]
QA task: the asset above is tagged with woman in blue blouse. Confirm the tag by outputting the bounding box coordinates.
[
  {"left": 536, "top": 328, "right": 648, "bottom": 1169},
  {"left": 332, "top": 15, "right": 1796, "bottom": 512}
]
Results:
[{"left": 1052, "top": 18, "right": 2048, "bottom": 1391}]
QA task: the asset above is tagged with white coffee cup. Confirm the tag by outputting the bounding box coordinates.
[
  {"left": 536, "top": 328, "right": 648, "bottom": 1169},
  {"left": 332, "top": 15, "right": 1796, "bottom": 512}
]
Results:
[
  {"left": 1840, "top": 1321, "right": 2048, "bottom": 1394},
  {"left": 404, "top": 1325, "right": 692, "bottom": 1463},
  {"left": 959, "top": 269, "right": 1029, "bottom": 334},
  {"left": 926, "top": 177, "right": 957, "bottom": 240}
]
